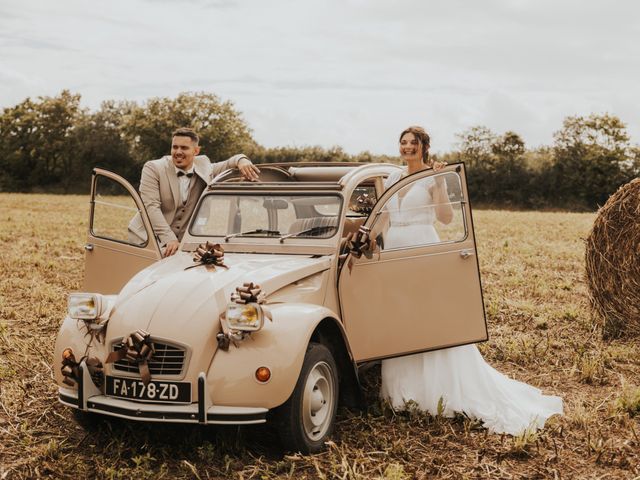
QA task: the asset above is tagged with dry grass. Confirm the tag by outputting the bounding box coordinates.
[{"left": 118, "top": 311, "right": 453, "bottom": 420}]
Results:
[{"left": 1, "top": 193, "right": 639, "bottom": 479}]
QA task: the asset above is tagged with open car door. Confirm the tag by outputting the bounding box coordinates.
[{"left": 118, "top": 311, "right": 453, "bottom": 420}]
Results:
[
  {"left": 338, "top": 164, "right": 487, "bottom": 362},
  {"left": 83, "top": 168, "right": 161, "bottom": 294}
]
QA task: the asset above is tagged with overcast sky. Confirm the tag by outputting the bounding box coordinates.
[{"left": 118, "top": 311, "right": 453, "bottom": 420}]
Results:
[{"left": 1, "top": 0, "right": 639, "bottom": 155}]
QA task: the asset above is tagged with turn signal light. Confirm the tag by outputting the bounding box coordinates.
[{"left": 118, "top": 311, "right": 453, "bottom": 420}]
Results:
[{"left": 255, "top": 366, "right": 271, "bottom": 383}]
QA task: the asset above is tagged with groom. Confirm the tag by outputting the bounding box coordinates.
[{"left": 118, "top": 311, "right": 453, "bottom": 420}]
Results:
[{"left": 128, "top": 127, "right": 260, "bottom": 256}]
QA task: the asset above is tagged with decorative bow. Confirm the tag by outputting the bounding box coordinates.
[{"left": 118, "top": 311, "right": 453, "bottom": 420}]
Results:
[
  {"left": 106, "top": 330, "right": 155, "bottom": 385},
  {"left": 231, "top": 282, "right": 266, "bottom": 304},
  {"left": 61, "top": 349, "right": 104, "bottom": 388},
  {"left": 340, "top": 226, "right": 377, "bottom": 273},
  {"left": 61, "top": 348, "right": 80, "bottom": 387},
  {"left": 352, "top": 193, "right": 376, "bottom": 215},
  {"left": 231, "top": 282, "right": 272, "bottom": 321},
  {"left": 186, "top": 242, "right": 228, "bottom": 270}
]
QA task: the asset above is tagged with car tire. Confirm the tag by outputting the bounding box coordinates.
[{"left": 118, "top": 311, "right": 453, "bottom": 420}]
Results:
[{"left": 276, "top": 342, "right": 339, "bottom": 454}]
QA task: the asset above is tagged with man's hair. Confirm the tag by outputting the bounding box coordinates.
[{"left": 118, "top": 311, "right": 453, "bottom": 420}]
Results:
[{"left": 172, "top": 127, "right": 199, "bottom": 145}]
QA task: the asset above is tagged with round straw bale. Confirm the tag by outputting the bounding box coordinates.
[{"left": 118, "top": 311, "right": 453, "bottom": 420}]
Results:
[{"left": 585, "top": 178, "right": 640, "bottom": 338}]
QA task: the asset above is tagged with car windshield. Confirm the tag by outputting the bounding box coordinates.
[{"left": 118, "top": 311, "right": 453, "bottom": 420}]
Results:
[{"left": 190, "top": 193, "right": 343, "bottom": 239}]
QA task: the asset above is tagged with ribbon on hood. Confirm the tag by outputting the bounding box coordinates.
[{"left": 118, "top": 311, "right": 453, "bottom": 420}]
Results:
[
  {"left": 106, "top": 330, "right": 155, "bottom": 385},
  {"left": 186, "top": 241, "right": 228, "bottom": 270}
]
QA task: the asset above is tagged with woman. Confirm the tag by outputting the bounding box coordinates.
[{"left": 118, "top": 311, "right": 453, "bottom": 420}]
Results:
[{"left": 380, "top": 126, "right": 563, "bottom": 435}]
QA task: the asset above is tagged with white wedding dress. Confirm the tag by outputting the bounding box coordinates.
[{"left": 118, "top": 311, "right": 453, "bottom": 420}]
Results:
[{"left": 379, "top": 170, "right": 563, "bottom": 435}]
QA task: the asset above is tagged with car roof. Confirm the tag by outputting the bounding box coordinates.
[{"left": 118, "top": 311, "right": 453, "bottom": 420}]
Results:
[{"left": 209, "top": 162, "right": 401, "bottom": 190}]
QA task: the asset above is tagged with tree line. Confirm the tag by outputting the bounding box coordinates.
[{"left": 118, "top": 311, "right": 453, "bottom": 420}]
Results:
[{"left": 1, "top": 90, "right": 638, "bottom": 210}]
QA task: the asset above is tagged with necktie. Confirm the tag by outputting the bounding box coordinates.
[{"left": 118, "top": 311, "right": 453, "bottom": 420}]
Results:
[{"left": 177, "top": 171, "right": 194, "bottom": 178}]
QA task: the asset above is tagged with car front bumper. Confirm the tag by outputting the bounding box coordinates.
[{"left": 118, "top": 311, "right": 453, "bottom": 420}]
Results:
[{"left": 59, "top": 360, "right": 267, "bottom": 425}]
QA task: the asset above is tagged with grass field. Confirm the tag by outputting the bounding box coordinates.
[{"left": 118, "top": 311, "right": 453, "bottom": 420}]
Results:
[{"left": 0, "top": 193, "right": 639, "bottom": 479}]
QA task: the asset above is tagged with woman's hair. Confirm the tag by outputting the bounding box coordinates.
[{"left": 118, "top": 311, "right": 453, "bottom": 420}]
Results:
[{"left": 399, "top": 126, "right": 431, "bottom": 164}]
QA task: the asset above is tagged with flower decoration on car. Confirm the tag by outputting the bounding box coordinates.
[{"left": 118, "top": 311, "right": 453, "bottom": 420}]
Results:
[
  {"left": 106, "top": 330, "right": 155, "bottom": 385},
  {"left": 351, "top": 193, "right": 376, "bottom": 215},
  {"left": 187, "top": 241, "right": 228, "bottom": 270}
]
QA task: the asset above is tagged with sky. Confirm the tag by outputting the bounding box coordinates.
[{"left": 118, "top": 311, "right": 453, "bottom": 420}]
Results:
[{"left": 1, "top": 0, "right": 639, "bottom": 156}]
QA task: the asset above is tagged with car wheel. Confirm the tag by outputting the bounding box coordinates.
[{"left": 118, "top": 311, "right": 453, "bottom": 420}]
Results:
[{"left": 276, "top": 342, "right": 339, "bottom": 453}]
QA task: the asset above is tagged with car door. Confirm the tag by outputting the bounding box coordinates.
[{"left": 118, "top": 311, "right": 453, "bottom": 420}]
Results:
[
  {"left": 338, "top": 164, "right": 487, "bottom": 362},
  {"left": 84, "top": 168, "right": 161, "bottom": 294}
]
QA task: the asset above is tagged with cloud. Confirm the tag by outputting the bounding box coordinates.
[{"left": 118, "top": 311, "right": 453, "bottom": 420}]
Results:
[{"left": 1, "top": 0, "right": 639, "bottom": 154}]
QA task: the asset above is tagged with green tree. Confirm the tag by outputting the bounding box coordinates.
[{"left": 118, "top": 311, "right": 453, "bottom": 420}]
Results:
[
  {"left": 119, "top": 92, "right": 257, "bottom": 168},
  {"left": 490, "top": 131, "right": 530, "bottom": 206},
  {"left": 453, "top": 126, "right": 498, "bottom": 204},
  {"left": 552, "top": 113, "right": 634, "bottom": 208},
  {"left": 452, "top": 127, "right": 538, "bottom": 206},
  {"left": 0, "top": 90, "right": 84, "bottom": 191},
  {"left": 455, "top": 126, "right": 496, "bottom": 169},
  {"left": 70, "top": 101, "right": 135, "bottom": 190}
]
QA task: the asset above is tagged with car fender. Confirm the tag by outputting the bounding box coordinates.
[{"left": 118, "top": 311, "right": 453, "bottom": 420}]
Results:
[
  {"left": 53, "top": 316, "right": 110, "bottom": 388},
  {"left": 206, "top": 303, "right": 348, "bottom": 409}
]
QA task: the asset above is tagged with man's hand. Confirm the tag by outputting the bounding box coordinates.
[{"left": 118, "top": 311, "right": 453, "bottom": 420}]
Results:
[
  {"left": 238, "top": 158, "right": 260, "bottom": 182},
  {"left": 163, "top": 240, "right": 180, "bottom": 257}
]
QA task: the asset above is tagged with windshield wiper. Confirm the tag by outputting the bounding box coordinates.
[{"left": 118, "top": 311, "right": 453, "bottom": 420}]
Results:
[
  {"left": 224, "top": 229, "right": 281, "bottom": 242},
  {"left": 279, "top": 225, "right": 337, "bottom": 243}
]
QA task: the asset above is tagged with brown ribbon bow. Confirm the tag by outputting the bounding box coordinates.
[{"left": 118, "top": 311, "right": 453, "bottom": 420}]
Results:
[
  {"left": 187, "top": 242, "right": 228, "bottom": 270},
  {"left": 61, "top": 349, "right": 104, "bottom": 388},
  {"left": 194, "top": 242, "right": 225, "bottom": 265},
  {"left": 61, "top": 348, "right": 80, "bottom": 387},
  {"left": 231, "top": 282, "right": 272, "bottom": 321},
  {"left": 106, "top": 330, "right": 155, "bottom": 385},
  {"left": 341, "top": 226, "right": 377, "bottom": 273},
  {"left": 231, "top": 282, "right": 266, "bottom": 304},
  {"left": 347, "top": 226, "right": 375, "bottom": 259}
]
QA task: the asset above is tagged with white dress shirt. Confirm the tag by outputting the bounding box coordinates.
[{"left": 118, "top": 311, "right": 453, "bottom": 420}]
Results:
[{"left": 175, "top": 166, "right": 195, "bottom": 204}]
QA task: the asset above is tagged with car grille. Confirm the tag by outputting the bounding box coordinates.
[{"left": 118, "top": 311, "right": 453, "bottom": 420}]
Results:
[{"left": 111, "top": 341, "right": 186, "bottom": 376}]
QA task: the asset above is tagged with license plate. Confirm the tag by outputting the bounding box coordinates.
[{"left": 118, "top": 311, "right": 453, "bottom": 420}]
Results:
[{"left": 106, "top": 376, "right": 191, "bottom": 404}]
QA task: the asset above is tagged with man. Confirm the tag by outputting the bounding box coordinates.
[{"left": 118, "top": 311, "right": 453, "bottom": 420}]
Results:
[{"left": 128, "top": 127, "right": 260, "bottom": 256}]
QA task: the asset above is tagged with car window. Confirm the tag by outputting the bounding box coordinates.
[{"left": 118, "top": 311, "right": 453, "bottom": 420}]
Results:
[
  {"left": 375, "top": 171, "right": 466, "bottom": 251},
  {"left": 347, "top": 185, "right": 377, "bottom": 217},
  {"left": 91, "top": 176, "right": 148, "bottom": 246},
  {"left": 191, "top": 194, "right": 342, "bottom": 238}
]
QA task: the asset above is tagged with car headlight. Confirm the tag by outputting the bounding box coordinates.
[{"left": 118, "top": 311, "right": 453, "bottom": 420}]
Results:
[
  {"left": 68, "top": 293, "right": 103, "bottom": 320},
  {"left": 225, "top": 302, "right": 264, "bottom": 332}
]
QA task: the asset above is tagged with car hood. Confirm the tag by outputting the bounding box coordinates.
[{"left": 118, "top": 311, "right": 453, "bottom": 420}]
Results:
[{"left": 104, "top": 252, "right": 331, "bottom": 378}]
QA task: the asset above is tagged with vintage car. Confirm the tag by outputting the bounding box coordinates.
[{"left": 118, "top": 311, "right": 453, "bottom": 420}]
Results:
[{"left": 54, "top": 162, "right": 487, "bottom": 453}]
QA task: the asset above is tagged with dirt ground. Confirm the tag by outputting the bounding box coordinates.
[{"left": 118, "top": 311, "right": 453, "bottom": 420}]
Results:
[{"left": 0, "top": 194, "right": 638, "bottom": 479}]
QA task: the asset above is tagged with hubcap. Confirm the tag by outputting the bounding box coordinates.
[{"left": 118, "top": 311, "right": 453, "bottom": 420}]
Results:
[{"left": 301, "top": 361, "right": 335, "bottom": 441}]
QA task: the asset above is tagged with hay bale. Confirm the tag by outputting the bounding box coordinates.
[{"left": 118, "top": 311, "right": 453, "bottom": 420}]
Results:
[{"left": 585, "top": 178, "right": 640, "bottom": 338}]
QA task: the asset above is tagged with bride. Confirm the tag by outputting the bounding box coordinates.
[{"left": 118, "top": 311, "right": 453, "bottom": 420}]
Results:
[{"left": 379, "top": 125, "right": 563, "bottom": 435}]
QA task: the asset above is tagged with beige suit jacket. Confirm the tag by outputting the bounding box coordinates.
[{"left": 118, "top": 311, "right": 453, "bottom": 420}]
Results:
[{"left": 128, "top": 154, "right": 247, "bottom": 245}]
